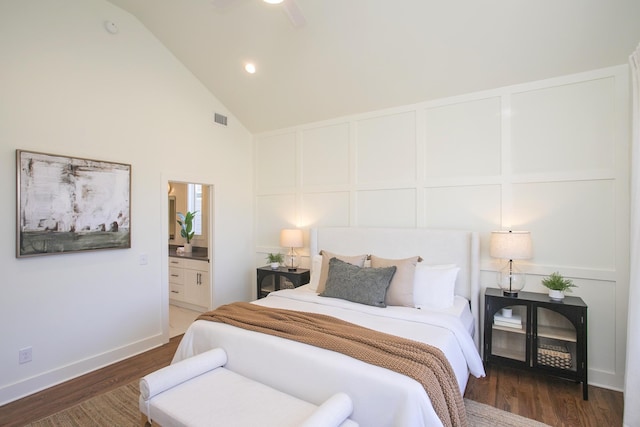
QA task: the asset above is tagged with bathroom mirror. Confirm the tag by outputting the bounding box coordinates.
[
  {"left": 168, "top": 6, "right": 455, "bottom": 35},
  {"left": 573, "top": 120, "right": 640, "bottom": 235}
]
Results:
[{"left": 168, "top": 196, "right": 176, "bottom": 240}]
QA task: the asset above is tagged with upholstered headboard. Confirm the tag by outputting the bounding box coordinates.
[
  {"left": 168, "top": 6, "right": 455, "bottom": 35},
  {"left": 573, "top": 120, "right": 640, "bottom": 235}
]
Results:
[{"left": 309, "top": 227, "right": 481, "bottom": 348}]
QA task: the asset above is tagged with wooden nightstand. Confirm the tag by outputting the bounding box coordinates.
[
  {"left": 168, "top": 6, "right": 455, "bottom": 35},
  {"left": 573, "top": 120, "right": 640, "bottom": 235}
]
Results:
[
  {"left": 256, "top": 266, "right": 310, "bottom": 299},
  {"left": 484, "top": 288, "right": 588, "bottom": 399}
]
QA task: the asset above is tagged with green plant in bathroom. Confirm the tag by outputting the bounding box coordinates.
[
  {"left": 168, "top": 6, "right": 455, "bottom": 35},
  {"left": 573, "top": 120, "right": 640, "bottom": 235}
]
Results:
[{"left": 177, "top": 211, "right": 198, "bottom": 243}]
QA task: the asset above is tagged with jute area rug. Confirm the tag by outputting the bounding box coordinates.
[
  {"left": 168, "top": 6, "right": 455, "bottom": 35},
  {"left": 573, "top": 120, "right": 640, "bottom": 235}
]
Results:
[{"left": 26, "top": 381, "right": 550, "bottom": 427}]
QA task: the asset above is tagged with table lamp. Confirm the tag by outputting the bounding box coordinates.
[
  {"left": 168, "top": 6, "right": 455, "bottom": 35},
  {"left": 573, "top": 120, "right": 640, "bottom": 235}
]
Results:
[
  {"left": 490, "top": 230, "right": 532, "bottom": 297},
  {"left": 280, "top": 229, "right": 303, "bottom": 271}
]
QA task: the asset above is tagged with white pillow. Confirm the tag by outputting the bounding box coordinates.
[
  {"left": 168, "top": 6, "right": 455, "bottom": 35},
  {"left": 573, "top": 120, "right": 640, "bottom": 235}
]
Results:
[
  {"left": 308, "top": 254, "right": 323, "bottom": 291},
  {"left": 413, "top": 264, "right": 460, "bottom": 310}
]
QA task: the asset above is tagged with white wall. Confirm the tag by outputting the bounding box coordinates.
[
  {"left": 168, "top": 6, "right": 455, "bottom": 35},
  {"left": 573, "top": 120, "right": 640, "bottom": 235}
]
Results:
[
  {"left": 0, "top": 0, "right": 254, "bottom": 404},
  {"left": 254, "top": 65, "right": 630, "bottom": 391}
]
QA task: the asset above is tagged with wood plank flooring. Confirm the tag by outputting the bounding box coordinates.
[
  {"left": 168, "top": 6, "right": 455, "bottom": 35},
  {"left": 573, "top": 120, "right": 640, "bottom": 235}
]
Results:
[
  {"left": 465, "top": 364, "right": 624, "bottom": 426},
  {"left": 0, "top": 336, "right": 181, "bottom": 427},
  {"left": 0, "top": 335, "right": 624, "bottom": 427}
]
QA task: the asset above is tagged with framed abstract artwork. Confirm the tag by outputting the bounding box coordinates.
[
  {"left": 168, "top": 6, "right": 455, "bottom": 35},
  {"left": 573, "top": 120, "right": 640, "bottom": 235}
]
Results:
[{"left": 16, "top": 150, "right": 131, "bottom": 257}]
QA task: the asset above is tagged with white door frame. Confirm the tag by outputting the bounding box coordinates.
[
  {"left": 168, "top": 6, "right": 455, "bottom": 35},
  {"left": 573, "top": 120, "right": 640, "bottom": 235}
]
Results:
[{"left": 161, "top": 174, "right": 215, "bottom": 342}]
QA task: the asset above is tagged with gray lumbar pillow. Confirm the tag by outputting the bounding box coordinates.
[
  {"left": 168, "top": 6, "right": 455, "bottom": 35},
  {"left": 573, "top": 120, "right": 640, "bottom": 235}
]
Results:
[{"left": 320, "top": 257, "right": 397, "bottom": 307}]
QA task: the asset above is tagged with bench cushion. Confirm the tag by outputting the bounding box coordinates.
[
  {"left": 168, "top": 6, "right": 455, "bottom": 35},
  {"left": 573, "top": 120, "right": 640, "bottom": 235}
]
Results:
[
  {"left": 141, "top": 367, "right": 357, "bottom": 427},
  {"left": 139, "top": 348, "right": 356, "bottom": 427}
]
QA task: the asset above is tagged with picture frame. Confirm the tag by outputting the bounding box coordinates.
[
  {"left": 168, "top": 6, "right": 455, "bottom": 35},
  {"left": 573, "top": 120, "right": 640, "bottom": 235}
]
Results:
[{"left": 16, "top": 150, "right": 131, "bottom": 257}]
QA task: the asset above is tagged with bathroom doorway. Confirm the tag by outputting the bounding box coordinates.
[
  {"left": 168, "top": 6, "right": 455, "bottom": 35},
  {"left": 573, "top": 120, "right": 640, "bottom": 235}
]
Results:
[{"left": 167, "top": 180, "right": 214, "bottom": 336}]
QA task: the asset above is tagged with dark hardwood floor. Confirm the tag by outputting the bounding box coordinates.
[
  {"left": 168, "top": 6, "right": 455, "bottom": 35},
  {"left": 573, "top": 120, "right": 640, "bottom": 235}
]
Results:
[
  {"left": 0, "top": 335, "right": 624, "bottom": 427},
  {"left": 465, "top": 365, "right": 624, "bottom": 427},
  {"left": 0, "top": 336, "right": 182, "bottom": 427}
]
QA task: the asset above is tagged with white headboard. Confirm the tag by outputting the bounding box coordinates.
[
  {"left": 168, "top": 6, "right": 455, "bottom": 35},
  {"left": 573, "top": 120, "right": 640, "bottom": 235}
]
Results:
[{"left": 309, "top": 227, "right": 481, "bottom": 348}]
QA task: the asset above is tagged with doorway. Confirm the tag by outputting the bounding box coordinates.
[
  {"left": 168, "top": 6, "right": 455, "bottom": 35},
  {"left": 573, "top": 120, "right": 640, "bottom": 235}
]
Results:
[{"left": 167, "top": 180, "right": 214, "bottom": 337}]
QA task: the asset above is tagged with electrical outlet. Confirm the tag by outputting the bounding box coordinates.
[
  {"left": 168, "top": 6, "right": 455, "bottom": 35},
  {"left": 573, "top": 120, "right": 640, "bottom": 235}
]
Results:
[{"left": 19, "top": 347, "right": 32, "bottom": 364}]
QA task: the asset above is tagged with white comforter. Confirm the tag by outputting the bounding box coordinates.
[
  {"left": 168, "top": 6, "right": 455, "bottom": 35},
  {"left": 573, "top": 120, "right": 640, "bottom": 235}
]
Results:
[{"left": 173, "top": 287, "right": 486, "bottom": 427}]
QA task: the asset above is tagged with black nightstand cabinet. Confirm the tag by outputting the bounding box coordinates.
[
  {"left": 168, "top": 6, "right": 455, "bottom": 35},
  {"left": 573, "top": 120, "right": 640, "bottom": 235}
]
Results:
[
  {"left": 484, "top": 288, "right": 588, "bottom": 400},
  {"left": 256, "top": 266, "right": 310, "bottom": 299}
]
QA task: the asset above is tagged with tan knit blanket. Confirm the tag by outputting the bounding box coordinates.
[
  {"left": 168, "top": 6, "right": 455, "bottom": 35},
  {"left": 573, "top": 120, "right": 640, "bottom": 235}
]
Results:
[{"left": 197, "top": 302, "right": 468, "bottom": 427}]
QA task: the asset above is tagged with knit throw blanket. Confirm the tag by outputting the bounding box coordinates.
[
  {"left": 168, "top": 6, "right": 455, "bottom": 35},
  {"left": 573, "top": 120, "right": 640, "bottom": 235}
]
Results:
[{"left": 197, "top": 302, "right": 468, "bottom": 427}]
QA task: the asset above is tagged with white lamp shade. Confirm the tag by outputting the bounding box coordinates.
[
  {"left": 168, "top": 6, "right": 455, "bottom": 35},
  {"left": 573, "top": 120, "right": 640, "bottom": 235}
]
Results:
[
  {"left": 490, "top": 231, "right": 532, "bottom": 260},
  {"left": 280, "top": 229, "right": 303, "bottom": 248}
]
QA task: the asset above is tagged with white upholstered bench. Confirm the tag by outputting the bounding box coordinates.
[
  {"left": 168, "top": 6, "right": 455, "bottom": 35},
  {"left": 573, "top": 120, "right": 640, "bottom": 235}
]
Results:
[{"left": 139, "top": 348, "right": 357, "bottom": 427}]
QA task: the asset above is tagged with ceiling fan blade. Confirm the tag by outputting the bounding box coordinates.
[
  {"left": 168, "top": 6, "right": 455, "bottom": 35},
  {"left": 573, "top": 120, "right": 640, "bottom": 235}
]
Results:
[{"left": 282, "top": 0, "right": 306, "bottom": 27}]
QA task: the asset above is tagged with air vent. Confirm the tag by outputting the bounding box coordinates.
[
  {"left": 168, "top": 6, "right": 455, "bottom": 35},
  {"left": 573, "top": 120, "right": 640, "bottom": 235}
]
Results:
[{"left": 214, "top": 113, "right": 228, "bottom": 126}]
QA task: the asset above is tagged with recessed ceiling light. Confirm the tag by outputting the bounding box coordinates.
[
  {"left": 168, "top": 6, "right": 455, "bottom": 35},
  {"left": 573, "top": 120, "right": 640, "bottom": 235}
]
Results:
[
  {"left": 245, "top": 63, "right": 256, "bottom": 74},
  {"left": 263, "top": 0, "right": 284, "bottom": 4}
]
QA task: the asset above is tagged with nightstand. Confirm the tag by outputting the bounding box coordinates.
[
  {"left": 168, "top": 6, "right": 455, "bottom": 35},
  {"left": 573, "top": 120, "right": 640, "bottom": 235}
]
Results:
[
  {"left": 484, "top": 288, "right": 588, "bottom": 400},
  {"left": 256, "top": 266, "right": 310, "bottom": 299}
]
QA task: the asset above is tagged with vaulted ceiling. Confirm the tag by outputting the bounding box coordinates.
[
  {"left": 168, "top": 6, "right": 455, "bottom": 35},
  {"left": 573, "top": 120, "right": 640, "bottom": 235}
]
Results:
[{"left": 108, "top": 0, "right": 640, "bottom": 133}]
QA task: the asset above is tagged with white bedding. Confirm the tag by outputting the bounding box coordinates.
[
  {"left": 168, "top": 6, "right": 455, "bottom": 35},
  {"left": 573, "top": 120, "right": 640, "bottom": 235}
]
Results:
[{"left": 173, "top": 286, "right": 485, "bottom": 427}]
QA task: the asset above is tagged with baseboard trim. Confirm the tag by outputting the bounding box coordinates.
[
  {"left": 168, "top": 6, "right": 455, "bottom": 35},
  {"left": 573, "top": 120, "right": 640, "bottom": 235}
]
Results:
[
  {"left": 588, "top": 368, "right": 624, "bottom": 393},
  {"left": 0, "top": 334, "right": 166, "bottom": 406}
]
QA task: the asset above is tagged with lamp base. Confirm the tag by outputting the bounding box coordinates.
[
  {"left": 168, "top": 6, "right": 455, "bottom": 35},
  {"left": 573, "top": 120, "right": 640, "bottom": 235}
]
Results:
[
  {"left": 497, "top": 261, "right": 526, "bottom": 299},
  {"left": 285, "top": 248, "right": 299, "bottom": 272}
]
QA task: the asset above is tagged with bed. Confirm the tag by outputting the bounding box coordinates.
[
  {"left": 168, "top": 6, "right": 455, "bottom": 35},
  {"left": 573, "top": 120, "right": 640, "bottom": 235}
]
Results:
[{"left": 173, "top": 227, "right": 486, "bottom": 427}]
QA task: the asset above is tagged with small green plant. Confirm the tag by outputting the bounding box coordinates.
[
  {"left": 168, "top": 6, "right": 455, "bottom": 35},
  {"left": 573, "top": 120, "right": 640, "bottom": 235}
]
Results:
[
  {"left": 541, "top": 272, "right": 576, "bottom": 292},
  {"left": 177, "top": 211, "right": 198, "bottom": 244},
  {"left": 266, "top": 253, "right": 284, "bottom": 263}
]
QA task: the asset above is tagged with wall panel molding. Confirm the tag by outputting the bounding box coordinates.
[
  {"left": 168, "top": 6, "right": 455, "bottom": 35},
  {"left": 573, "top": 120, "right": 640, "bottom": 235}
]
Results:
[{"left": 254, "top": 64, "right": 630, "bottom": 390}]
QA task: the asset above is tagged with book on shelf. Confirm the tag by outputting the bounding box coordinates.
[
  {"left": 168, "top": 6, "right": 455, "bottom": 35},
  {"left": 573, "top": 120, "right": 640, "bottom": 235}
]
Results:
[
  {"left": 493, "top": 312, "right": 522, "bottom": 325},
  {"left": 493, "top": 311, "right": 522, "bottom": 329},
  {"left": 494, "top": 319, "right": 523, "bottom": 329}
]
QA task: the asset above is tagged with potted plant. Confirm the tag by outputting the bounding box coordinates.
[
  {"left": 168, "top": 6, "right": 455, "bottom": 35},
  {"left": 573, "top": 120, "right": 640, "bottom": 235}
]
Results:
[
  {"left": 541, "top": 272, "right": 576, "bottom": 300},
  {"left": 177, "top": 211, "right": 198, "bottom": 253},
  {"left": 266, "top": 253, "right": 284, "bottom": 270}
]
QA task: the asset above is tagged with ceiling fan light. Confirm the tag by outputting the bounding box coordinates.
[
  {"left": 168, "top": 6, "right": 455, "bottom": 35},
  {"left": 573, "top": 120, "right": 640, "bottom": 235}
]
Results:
[
  {"left": 244, "top": 63, "right": 256, "bottom": 74},
  {"left": 263, "top": 0, "right": 284, "bottom": 4}
]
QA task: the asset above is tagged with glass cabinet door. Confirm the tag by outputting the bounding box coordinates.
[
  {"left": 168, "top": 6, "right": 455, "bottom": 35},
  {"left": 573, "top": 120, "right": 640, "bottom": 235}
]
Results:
[
  {"left": 491, "top": 304, "right": 528, "bottom": 362},
  {"left": 258, "top": 274, "right": 278, "bottom": 297},
  {"left": 535, "top": 307, "right": 577, "bottom": 372}
]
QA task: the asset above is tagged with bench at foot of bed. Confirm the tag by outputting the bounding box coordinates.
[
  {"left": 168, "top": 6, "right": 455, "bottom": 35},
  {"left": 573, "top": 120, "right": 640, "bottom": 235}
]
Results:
[{"left": 139, "top": 348, "right": 357, "bottom": 427}]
